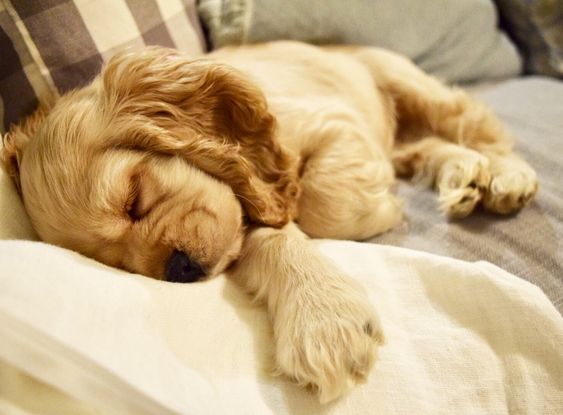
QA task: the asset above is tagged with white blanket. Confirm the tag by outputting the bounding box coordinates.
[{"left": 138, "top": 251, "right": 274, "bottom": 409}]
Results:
[{"left": 1, "top": 238, "right": 562, "bottom": 414}]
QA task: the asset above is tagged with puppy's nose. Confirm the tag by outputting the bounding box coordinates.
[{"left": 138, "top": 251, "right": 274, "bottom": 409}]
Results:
[{"left": 165, "top": 250, "right": 205, "bottom": 283}]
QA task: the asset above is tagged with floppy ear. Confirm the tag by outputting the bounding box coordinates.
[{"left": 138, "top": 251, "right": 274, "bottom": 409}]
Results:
[
  {"left": 1, "top": 107, "right": 49, "bottom": 195},
  {"left": 102, "top": 47, "right": 300, "bottom": 227}
]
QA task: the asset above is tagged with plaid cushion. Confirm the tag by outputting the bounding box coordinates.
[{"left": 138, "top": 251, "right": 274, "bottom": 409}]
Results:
[
  {"left": 494, "top": 0, "right": 563, "bottom": 78},
  {"left": 0, "top": 0, "right": 205, "bottom": 134}
]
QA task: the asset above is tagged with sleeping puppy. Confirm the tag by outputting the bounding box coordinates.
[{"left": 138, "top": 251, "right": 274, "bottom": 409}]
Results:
[{"left": 1, "top": 41, "right": 538, "bottom": 402}]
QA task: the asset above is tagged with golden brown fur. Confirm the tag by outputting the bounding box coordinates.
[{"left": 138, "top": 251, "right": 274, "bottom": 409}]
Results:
[{"left": 1, "top": 41, "right": 537, "bottom": 402}]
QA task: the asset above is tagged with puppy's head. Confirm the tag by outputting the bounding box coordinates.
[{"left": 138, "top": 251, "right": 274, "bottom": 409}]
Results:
[{"left": 1, "top": 47, "right": 299, "bottom": 282}]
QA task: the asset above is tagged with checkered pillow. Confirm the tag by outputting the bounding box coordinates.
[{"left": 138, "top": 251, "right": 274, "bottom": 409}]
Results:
[{"left": 0, "top": 0, "right": 206, "bottom": 134}]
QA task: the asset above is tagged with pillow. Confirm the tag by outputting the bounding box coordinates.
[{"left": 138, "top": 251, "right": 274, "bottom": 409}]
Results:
[
  {"left": 0, "top": 0, "right": 206, "bottom": 134},
  {"left": 198, "top": 0, "right": 522, "bottom": 83},
  {"left": 494, "top": 0, "right": 563, "bottom": 77}
]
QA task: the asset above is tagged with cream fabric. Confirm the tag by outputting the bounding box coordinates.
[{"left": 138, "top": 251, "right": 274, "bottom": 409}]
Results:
[{"left": 0, "top": 238, "right": 562, "bottom": 414}]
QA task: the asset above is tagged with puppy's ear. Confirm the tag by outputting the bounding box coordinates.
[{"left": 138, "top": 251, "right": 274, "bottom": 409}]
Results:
[
  {"left": 1, "top": 107, "right": 49, "bottom": 194},
  {"left": 103, "top": 47, "right": 300, "bottom": 227}
]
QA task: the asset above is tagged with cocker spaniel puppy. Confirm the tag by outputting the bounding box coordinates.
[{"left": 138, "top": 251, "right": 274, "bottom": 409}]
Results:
[{"left": 1, "top": 41, "right": 537, "bottom": 402}]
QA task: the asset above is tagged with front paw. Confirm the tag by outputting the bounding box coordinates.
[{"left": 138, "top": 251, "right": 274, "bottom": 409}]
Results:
[{"left": 274, "top": 281, "right": 384, "bottom": 403}]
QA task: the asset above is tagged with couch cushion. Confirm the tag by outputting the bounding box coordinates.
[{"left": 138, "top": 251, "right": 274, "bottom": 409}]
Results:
[{"left": 0, "top": 0, "right": 205, "bottom": 134}]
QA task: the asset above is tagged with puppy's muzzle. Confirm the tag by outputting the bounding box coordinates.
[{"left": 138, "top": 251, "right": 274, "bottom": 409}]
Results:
[{"left": 165, "top": 250, "right": 205, "bottom": 283}]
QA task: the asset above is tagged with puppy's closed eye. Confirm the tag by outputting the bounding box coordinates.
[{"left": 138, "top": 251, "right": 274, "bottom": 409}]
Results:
[
  {"left": 124, "top": 172, "right": 163, "bottom": 221},
  {"left": 124, "top": 174, "right": 144, "bottom": 221}
]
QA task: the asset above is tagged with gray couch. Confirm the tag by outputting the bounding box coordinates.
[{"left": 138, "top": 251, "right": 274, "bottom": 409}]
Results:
[{"left": 374, "top": 77, "right": 563, "bottom": 313}]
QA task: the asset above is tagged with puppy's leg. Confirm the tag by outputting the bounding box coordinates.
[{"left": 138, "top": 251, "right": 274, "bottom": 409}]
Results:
[
  {"left": 229, "top": 223, "right": 384, "bottom": 403},
  {"left": 297, "top": 123, "right": 402, "bottom": 240},
  {"left": 347, "top": 47, "right": 538, "bottom": 215}
]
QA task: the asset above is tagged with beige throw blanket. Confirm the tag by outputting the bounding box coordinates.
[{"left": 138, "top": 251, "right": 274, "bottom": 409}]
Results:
[{"left": 1, "top": 239, "right": 562, "bottom": 414}]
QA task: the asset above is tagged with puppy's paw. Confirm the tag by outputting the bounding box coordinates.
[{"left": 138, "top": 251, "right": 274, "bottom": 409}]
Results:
[
  {"left": 483, "top": 156, "right": 538, "bottom": 214},
  {"left": 274, "top": 280, "right": 383, "bottom": 403},
  {"left": 437, "top": 153, "right": 491, "bottom": 218}
]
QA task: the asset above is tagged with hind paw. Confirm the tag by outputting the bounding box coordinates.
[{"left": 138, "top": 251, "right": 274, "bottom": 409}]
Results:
[
  {"left": 437, "top": 154, "right": 491, "bottom": 218},
  {"left": 483, "top": 157, "right": 538, "bottom": 214}
]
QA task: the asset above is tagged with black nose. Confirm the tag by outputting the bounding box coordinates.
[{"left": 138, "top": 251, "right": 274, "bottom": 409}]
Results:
[{"left": 165, "top": 250, "right": 205, "bottom": 283}]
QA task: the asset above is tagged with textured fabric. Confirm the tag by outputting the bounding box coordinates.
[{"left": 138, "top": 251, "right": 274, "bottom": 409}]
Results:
[
  {"left": 0, "top": 0, "right": 205, "bottom": 134},
  {"left": 198, "top": 0, "right": 522, "bottom": 83},
  {"left": 0, "top": 240, "right": 562, "bottom": 414},
  {"left": 494, "top": 0, "right": 563, "bottom": 77},
  {"left": 373, "top": 76, "right": 563, "bottom": 313}
]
